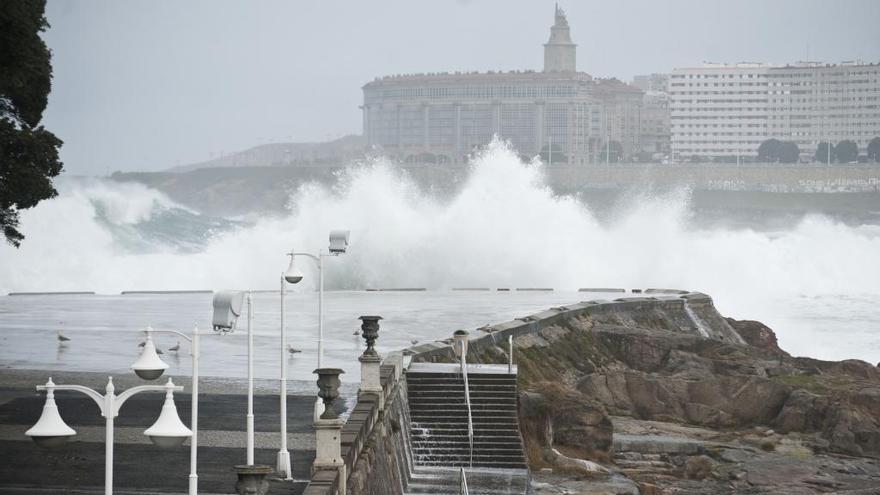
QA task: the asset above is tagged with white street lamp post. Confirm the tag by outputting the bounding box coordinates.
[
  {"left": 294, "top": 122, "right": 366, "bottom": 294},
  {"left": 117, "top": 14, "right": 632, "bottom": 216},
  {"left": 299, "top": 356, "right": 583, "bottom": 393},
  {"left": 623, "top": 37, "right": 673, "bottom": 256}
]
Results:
[
  {"left": 26, "top": 377, "right": 191, "bottom": 495},
  {"left": 246, "top": 291, "right": 255, "bottom": 465},
  {"left": 131, "top": 325, "right": 201, "bottom": 495},
  {"left": 210, "top": 290, "right": 254, "bottom": 465},
  {"left": 283, "top": 231, "right": 349, "bottom": 425},
  {"left": 277, "top": 273, "right": 293, "bottom": 479}
]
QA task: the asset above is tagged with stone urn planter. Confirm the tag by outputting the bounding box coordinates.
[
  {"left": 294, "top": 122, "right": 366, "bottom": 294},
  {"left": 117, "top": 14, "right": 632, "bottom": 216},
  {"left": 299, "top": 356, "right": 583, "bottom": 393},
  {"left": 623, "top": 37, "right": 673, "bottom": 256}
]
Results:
[
  {"left": 233, "top": 464, "right": 272, "bottom": 495},
  {"left": 314, "top": 367, "right": 344, "bottom": 420},
  {"left": 358, "top": 315, "right": 382, "bottom": 356}
]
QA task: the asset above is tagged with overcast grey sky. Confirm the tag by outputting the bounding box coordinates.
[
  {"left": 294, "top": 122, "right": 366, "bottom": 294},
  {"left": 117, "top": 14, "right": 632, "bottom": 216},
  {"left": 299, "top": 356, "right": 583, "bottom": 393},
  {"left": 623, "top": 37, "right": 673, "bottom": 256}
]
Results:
[{"left": 42, "top": 0, "right": 880, "bottom": 176}]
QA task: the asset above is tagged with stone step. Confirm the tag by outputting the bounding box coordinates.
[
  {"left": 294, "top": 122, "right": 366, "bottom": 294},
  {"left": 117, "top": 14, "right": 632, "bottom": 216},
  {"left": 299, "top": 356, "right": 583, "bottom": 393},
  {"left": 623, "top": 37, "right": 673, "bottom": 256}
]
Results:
[
  {"left": 407, "top": 382, "right": 516, "bottom": 389},
  {"left": 413, "top": 460, "right": 527, "bottom": 469},
  {"left": 414, "top": 454, "right": 526, "bottom": 463},
  {"left": 411, "top": 434, "right": 521, "bottom": 442},
  {"left": 412, "top": 449, "right": 524, "bottom": 458},
  {"left": 409, "top": 422, "right": 519, "bottom": 431},
  {"left": 412, "top": 444, "right": 524, "bottom": 452},
  {"left": 404, "top": 468, "right": 530, "bottom": 495},
  {"left": 407, "top": 394, "right": 516, "bottom": 402},
  {"left": 409, "top": 407, "right": 518, "bottom": 415},
  {"left": 410, "top": 430, "right": 521, "bottom": 438},
  {"left": 406, "top": 372, "right": 517, "bottom": 380},
  {"left": 409, "top": 417, "right": 519, "bottom": 425},
  {"left": 407, "top": 381, "right": 517, "bottom": 389}
]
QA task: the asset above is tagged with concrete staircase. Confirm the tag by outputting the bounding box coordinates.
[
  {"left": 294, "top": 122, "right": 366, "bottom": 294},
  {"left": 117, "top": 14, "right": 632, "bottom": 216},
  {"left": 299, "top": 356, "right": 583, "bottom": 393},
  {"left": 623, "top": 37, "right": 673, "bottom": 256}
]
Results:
[
  {"left": 406, "top": 365, "right": 527, "bottom": 469},
  {"left": 398, "top": 363, "right": 530, "bottom": 494}
]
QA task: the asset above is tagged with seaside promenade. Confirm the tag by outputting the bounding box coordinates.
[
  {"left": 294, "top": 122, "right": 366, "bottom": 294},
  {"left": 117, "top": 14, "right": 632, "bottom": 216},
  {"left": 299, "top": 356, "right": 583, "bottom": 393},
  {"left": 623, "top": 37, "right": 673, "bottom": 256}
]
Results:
[{"left": 0, "top": 369, "right": 348, "bottom": 494}]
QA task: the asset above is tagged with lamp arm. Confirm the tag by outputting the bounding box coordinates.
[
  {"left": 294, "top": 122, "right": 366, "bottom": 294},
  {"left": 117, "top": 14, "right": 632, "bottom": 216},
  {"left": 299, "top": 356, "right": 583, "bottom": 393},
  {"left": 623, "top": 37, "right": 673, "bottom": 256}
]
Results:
[
  {"left": 291, "top": 252, "right": 320, "bottom": 264},
  {"left": 147, "top": 328, "right": 193, "bottom": 343},
  {"left": 37, "top": 384, "right": 106, "bottom": 414},
  {"left": 114, "top": 384, "right": 183, "bottom": 416}
]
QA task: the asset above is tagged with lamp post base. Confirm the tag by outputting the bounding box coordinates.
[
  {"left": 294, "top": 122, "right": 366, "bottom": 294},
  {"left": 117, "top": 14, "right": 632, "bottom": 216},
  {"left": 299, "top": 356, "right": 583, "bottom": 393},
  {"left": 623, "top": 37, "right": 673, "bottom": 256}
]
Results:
[
  {"left": 276, "top": 449, "right": 292, "bottom": 480},
  {"left": 233, "top": 465, "right": 272, "bottom": 495}
]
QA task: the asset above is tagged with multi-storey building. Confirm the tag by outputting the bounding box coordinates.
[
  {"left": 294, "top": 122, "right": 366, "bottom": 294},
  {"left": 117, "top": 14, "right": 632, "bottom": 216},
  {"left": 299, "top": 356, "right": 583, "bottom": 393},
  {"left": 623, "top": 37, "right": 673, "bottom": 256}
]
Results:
[
  {"left": 669, "top": 62, "right": 880, "bottom": 161},
  {"left": 361, "top": 6, "right": 644, "bottom": 165}
]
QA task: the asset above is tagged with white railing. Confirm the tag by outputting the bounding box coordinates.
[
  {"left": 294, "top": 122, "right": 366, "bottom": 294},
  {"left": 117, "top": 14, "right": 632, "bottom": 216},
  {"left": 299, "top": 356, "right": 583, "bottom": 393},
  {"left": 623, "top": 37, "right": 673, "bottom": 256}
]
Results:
[
  {"left": 508, "top": 335, "right": 513, "bottom": 373},
  {"left": 460, "top": 467, "right": 469, "bottom": 495},
  {"left": 459, "top": 350, "right": 474, "bottom": 468}
]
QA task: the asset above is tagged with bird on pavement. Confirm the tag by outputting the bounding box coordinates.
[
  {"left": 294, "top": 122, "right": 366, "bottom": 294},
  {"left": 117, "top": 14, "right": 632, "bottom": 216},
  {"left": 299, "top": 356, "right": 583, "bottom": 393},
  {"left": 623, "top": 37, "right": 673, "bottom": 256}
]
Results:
[
  {"left": 57, "top": 331, "right": 70, "bottom": 343},
  {"left": 288, "top": 344, "right": 302, "bottom": 354}
]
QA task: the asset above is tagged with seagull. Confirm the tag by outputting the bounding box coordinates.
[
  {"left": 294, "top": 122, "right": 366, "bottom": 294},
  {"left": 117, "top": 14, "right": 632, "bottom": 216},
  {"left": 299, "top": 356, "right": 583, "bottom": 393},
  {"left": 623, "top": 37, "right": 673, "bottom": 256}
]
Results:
[
  {"left": 353, "top": 329, "right": 361, "bottom": 336},
  {"left": 287, "top": 344, "right": 302, "bottom": 354},
  {"left": 168, "top": 341, "right": 180, "bottom": 352},
  {"left": 57, "top": 331, "right": 70, "bottom": 343},
  {"left": 410, "top": 339, "right": 419, "bottom": 345},
  {"left": 156, "top": 348, "right": 164, "bottom": 355},
  {"left": 138, "top": 341, "right": 146, "bottom": 348}
]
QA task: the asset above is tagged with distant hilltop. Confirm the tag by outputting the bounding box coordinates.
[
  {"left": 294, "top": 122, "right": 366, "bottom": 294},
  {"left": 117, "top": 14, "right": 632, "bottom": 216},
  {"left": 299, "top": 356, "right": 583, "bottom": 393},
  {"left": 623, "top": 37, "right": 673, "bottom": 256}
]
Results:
[{"left": 167, "top": 134, "right": 365, "bottom": 172}]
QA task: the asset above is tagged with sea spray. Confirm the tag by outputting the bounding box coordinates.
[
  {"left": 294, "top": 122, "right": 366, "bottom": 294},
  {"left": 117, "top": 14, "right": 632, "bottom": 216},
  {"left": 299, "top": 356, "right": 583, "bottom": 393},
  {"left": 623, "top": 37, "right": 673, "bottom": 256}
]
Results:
[{"left": 1, "top": 139, "right": 879, "bottom": 308}]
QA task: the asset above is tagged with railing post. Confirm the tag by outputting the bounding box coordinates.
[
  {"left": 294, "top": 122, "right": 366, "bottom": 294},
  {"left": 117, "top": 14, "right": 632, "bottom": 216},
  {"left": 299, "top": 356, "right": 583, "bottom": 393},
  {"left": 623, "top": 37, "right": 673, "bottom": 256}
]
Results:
[
  {"left": 508, "top": 335, "right": 513, "bottom": 373},
  {"left": 453, "top": 330, "right": 473, "bottom": 468},
  {"left": 313, "top": 367, "right": 346, "bottom": 495}
]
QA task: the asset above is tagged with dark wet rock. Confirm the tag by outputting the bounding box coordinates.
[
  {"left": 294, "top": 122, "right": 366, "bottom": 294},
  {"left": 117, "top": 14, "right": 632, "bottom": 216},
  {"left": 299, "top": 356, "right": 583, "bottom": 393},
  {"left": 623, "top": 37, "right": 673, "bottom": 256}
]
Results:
[
  {"left": 684, "top": 455, "right": 714, "bottom": 480},
  {"left": 510, "top": 300, "right": 880, "bottom": 493},
  {"left": 725, "top": 318, "right": 789, "bottom": 357},
  {"left": 519, "top": 384, "right": 613, "bottom": 464}
]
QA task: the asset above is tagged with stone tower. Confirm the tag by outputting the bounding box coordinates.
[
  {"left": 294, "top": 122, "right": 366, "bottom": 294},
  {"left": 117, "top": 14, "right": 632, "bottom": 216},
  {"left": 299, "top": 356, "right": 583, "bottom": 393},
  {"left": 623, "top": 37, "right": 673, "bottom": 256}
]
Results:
[{"left": 543, "top": 4, "right": 577, "bottom": 72}]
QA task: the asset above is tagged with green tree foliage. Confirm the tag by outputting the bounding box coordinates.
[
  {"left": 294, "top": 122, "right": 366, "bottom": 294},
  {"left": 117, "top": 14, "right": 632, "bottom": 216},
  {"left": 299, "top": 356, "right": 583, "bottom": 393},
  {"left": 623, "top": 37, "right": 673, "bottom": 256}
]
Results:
[
  {"left": 779, "top": 141, "right": 800, "bottom": 163},
  {"left": 0, "top": 0, "right": 63, "bottom": 247},
  {"left": 868, "top": 137, "right": 880, "bottom": 162},
  {"left": 757, "top": 139, "right": 800, "bottom": 163},
  {"left": 815, "top": 142, "right": 834, "bottom": 164},
  {"left": 834, "top": 140, "right": 858, "bottom": 164},
  {"left": 757, "top": 139, "right": 783, "bottom": 162}
]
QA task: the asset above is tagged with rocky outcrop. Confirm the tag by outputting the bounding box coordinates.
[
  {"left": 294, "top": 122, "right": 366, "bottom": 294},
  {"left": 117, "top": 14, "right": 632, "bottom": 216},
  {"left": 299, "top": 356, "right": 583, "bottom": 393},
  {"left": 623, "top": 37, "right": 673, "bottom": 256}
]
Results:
[
  {"left": 506, "top": 307, "right": 880, "bottom": 459},
  {"left": 410, "top": 292, "right": 880, "bottom": 493}
]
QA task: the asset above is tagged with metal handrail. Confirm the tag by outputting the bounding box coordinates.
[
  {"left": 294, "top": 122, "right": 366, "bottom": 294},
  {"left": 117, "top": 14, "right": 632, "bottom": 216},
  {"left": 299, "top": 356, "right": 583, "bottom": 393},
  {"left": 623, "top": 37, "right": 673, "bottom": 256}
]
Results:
[
  {"left": 460, "top": 467, "right": 469, "bottom": 495},
  {"left": 508, "top": 335, "right": 513, "bottom": 373},
  {"left": 460, "top": 350, "right": 474, "bottom": 468}
]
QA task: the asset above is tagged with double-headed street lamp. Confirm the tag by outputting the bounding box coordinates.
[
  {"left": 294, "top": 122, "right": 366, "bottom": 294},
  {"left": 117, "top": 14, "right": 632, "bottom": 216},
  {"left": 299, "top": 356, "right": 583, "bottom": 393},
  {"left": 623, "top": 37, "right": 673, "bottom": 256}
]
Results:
[
  {"left": 276, "top": 229, "right": 349, "bottom": 478},
  {"left": 26, "top": 376, "right": 191, "bottom": 495},
  {"left": 26, "top": 291, "right": 247, "bottom": 495}
]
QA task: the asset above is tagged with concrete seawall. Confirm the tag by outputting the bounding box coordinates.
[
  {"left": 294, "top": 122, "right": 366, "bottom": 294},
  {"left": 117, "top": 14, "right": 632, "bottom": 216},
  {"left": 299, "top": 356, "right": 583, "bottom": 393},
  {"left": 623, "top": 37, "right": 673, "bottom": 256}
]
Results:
[{"left": 409, "top": 291, "right": 741, "bottom": 365}]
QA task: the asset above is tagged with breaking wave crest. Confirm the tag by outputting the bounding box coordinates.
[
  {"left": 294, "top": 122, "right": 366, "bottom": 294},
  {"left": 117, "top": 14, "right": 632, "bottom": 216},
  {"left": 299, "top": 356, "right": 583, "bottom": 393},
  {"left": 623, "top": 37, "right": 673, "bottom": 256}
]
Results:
[{"left": 1, "top": 141, "right": 879, "bottom": 314}]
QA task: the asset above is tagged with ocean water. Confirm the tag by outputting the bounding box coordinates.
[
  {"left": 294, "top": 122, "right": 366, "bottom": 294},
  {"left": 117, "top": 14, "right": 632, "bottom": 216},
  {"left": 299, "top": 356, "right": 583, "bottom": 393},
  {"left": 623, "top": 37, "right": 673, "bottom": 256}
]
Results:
[{"left": 1, "top": 140, "right": 878, "bottom": 379}]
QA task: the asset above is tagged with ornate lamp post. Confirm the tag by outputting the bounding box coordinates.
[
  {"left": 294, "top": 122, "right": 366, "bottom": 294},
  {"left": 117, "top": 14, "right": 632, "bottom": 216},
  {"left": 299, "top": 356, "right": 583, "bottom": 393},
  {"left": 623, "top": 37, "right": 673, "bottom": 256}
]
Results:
[{"left": 26, "top": 377, "right": 191, "bottom": 495}]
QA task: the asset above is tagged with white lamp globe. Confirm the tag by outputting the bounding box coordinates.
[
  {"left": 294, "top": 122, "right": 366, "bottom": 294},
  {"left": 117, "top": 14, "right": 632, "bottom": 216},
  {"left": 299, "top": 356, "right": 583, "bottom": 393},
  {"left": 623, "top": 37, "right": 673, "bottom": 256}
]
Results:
[
  {"left": 144, "top": 379, "right": 192, "bottom": 448},
  {"left": 131, "top": 333, "right": 169, "bottom": 380}
]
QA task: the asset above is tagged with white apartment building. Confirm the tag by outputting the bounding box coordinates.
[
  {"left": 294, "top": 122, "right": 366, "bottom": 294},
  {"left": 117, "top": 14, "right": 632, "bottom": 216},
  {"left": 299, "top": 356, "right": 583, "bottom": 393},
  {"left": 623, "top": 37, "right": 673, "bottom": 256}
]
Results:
[
  {"left": 669, "top": 63, "right": 772, "bottom": 160},
  {"left": 670, "top": 62, "right": 880, "bottom": 161}
]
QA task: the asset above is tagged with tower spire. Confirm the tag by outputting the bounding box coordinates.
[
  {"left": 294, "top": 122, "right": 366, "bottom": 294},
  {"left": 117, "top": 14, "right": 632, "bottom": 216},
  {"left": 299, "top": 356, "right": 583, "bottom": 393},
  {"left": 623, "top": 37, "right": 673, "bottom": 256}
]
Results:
[{"left": 543, "top": 4, "right": 577, "bottom": 72}]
